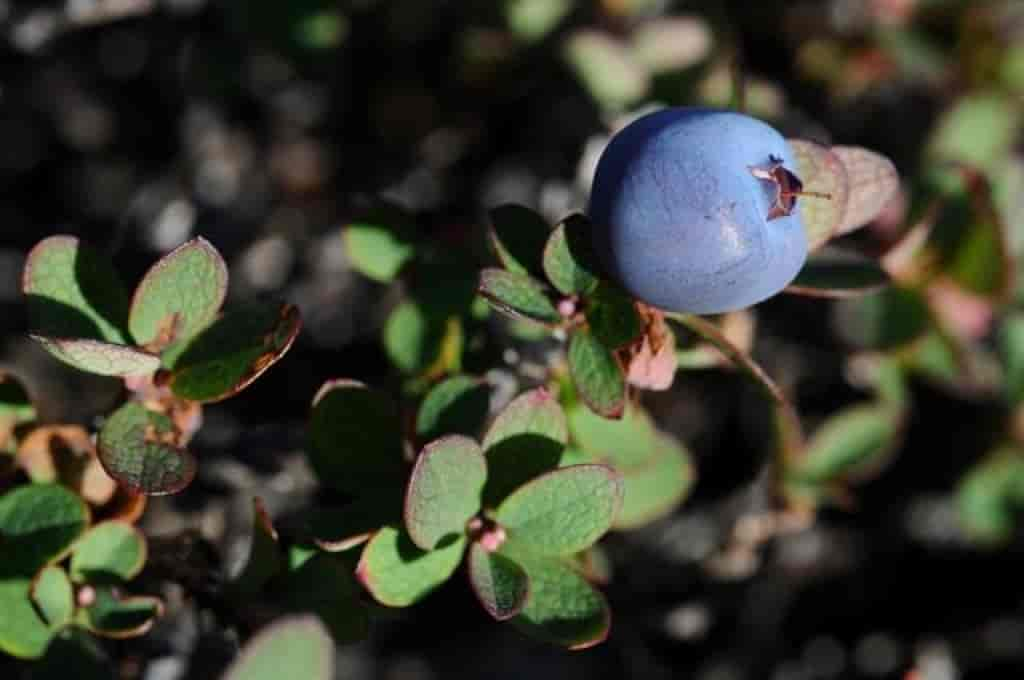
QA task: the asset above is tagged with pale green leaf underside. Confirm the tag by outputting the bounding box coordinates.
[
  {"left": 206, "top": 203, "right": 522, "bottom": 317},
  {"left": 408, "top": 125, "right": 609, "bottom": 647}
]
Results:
[
  {"left": 357, "top": 525, "right": 466, "bottom": 607},
  {"left": 30, "top": 336, "right": 160, "bottom": 377}
]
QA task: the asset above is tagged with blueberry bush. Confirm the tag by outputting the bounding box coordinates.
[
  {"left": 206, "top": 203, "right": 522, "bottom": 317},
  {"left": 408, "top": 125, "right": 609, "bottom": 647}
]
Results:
[{"left": 2, "top": 1, "right": 1023, "bottom": 678}]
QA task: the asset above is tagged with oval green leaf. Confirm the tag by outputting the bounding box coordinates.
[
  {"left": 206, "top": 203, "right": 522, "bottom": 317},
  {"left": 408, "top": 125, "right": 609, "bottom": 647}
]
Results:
[
  {"left": 0, "top": 483, "right": 89, "bottom": 577},
  {"left": 404, "top": 435, "right": 486, "bottom": 551},
  {"left": 29, "top": 336, "right": 161, "bottom": 377},
  {"left": 788, "top": 404, "right": 901, "bottom": 485},
  {"left": 415, "top": 375, "right": 490, "bottom": 443},
  {"left": 467, "top": 542, "right": 529, "bottom": 621},
  {"left": 568, "top": 328, "right": 626, "bottom": 419},
  {"left": 542, "top": 214, "right": 601, "bottom": 296},
  {"left": 306, "top": 379, "right": 406, "bottom": 494},
  {"left": 495, "top": 464, "right": 623, "bottom": 556},
  {"left": 168, "top": 301, "right": 302, "bottom": 403},
  {"left": 30, "top": 565, "right": 74, "bottom": 629},
  {"left": 309, "top": 492, "right": 401, "bottom": 553},
  {"left": 509, "top": 556, "right": 610, "bottom": 649},
  {"left": 615, "top": 433, "right": 695, "bottom": 529},
  {"left": 584, "top": 282, "right": 642, "bottom": 349},
  {"left": 478, "top": 268, "right": 562, "bottom": 326},
  {"left": 344, "top": 202, "right": 417, "bottom": 283},
  {"left": 483, "top": 387, "right": 569, "bottom": 506},
  {"left": 222, "top": 615, "right": 335, "bottom": 680},
  {"left": 97, "top": 402, "right": 197, "bottom": 496},
  {"left": 129, "top": 236, "right": 228, "bottom": 350},
  {"left": 23, "top": 235, "right": 130, "bottom": 345},
  {"left": 70, "top": 521, "right": 147, "bottom": 584},
  {"left": 567, "top": 401, "right": 659, "bottom": 471},
  {"left": 0, "top": 579, "right": 53, "bottom": 658},
  {"left": 356, "top": 525, "right": 466, "bottom": 607}
]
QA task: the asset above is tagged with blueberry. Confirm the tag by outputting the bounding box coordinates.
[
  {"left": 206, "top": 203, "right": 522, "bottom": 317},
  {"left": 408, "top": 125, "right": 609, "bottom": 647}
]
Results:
[{"left": 588, "top": 107, "right": 808, "bottom": 314}]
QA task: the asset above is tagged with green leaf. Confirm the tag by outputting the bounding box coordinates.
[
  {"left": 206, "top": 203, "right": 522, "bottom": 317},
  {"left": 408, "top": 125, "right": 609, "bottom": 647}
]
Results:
[
  {"left": 955, "top": 448, "right": 1024, "bottom": 545},
  {"left": 1002, "top": 314, "right": 1024, "bottom": 407},
  {"left": 508, "top": 556, "right": 610, "bottom": 649},
  {"left": 168, "top": 301, "right": 302, "bottom": 403},
  {"left": 488, "top": 204, "right": 551, "bottom": 279},
  {"left": 31, "top": 566, "right": 74, "bottom": 629},
  {"left": 344, "top": 202, "right": 417, "bottom": 283},
  {"left": 306, "top": 379, "right": 405, "bottom": 494},
  {"left": 0, "top": 578, "right": 53, "bottom": 658},
  {"left": 97, "top": 402, "right": 197, "bottom": 496},
  {"left": 568, "top": 328, "right": 626, "bottom": 419},
  {"left": 564, "top": 29, "right": 649, "bottom": 112},
  {"left": 928, "top": 92, "right": 1020, "bottom": 173},
  {"left": 585, "top": 282, "right": 642, "bottom": 349},
  {"left": 29, "top": 336, "right": 161, "bottom": 377},
  {"left": 496, "top": 464, "right": 623, "bottom": 556},
  {"left": 23, "top": 235, "right": 130, "bottom": 345},
  {"left": 788, "top": 405, "right": 900, "bottom": 485},
  {"left": 787, "top": 140, "right": 850, "bottom": 251},
  {"left": 482, "top": 387, "right": 569, "bottom": 506},
  {"left": 415, "top": 375, "right": 490, "bottom": 443},
  {"left": 308, "top": 492, "right": 401, "bottom": 553},
  {"left": 542, "top": 214, "right": 601, "bottom": 296},
  {"left": 275, "top": 554, "right": 369, "bottom": 644},
  {"left": 129, "top": 237, "right": 228, "bottom": 350},
  {"left": 384, "top": 300, "right": 433, "bottom": 374},
  {"left": 915, "top": 166, "right": 1013, "bottom": 300},
  {"left": 75, "top": 586, "right": 162, "bottom": 638},
  {"left": 467, "top": 542, "right": 529, "bottom": 621},
  {"left": 478, "top": 268, "right": 562, "bottom": 325},
  {"left": 230, "top": 498, "right": 283, "bottom": 598},
  {"left": 615, "top": 433, "right": 694, "bottom": 529},
  {"left": 404, "top": 435, "right": 486, "bottom": 551},
  {"left": 0, "top": 371, "right": 36, "bottom": 425},
  {"left": 221, "top": 615, "right": 334, "bottom": 680},
  {"left": 787, "top": 257, "right": 891, "bottom": 298},
  {"left": 0, "top": 483, "right": 89, "bottom": 577},
  {"left": 356, "top": 525, "right": 466, "bottom": 607},
  {"left": 70, "top": 521, "right": 146, "bottom": 584},
  {"left": 567, "top": 401, "right": 659, "bottom": 471},
  {"left": 834, "top": 286, "right": 932, "bottom": 351}
]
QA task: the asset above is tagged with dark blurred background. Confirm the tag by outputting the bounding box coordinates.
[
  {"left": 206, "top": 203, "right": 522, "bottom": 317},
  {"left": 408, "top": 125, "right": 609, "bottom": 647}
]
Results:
[{"left": 2, "top": 0, "right": 1024, "bottom": 678}]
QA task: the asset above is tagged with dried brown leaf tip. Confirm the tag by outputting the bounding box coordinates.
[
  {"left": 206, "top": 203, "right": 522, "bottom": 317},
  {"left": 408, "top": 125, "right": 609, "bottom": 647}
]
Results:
[
  {"left": 618, "top": 304, "right": 677, "bottom": 391},
  {"left": 749, "top": 155, "right": 833, "bottom": 221},
  {"left": 124, "top": 372, "right": 202, "bottom": 446}
]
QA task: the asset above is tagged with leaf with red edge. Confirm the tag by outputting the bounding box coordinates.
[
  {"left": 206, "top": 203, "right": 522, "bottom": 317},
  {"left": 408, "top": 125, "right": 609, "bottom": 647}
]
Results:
[
  {"left": 788, "top": 139, "right": 850, "bottom": 252},
  {"left": 568, "top": 328, "right": 626, "bottom": 419},
  {"left": 22, "top": 235, "right": 131, "bottom": 345},
  {"left": 356, "top": 525, "right": 466, "bottom": 607},
  {"left": 467, "top": 542, "right": 529, "bottom": 621},
  {"left": 506, "top": 554, "right": 611, "bottom": 650},
  {"left": 168, "top": 301, "right": 301, "bottom": 403},
  {"left": 29, "top": 336, "right": 160, "bottom": 377},
  {"left": 832, "top": 145, "right": 900, "bottom": 236},
  {"left": 482, "top": 387, "right": 569, "bottom": 507},
  {"left": 74, "top": 586, "right": 163, "bottom": 639},
  {"left": 495, "top": 464, "right": 623, "bottom": 557},
  {"left": 129, "top": 236, "right": 228, "bottom": 352},
  {"left": 97, "top": 402, "right": 196, "bottom": 496},
  {"left": 404, "top": 435, "right": 486, "bottom": 551}
]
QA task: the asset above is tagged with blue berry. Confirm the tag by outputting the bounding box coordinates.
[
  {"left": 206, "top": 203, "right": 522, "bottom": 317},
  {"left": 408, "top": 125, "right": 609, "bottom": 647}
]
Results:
[{"left": 588, "top": 107, "right": 808, "bottom": 314}]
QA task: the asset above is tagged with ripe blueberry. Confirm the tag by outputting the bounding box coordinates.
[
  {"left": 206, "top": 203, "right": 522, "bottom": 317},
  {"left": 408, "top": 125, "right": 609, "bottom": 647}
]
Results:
[{"left": 589, "top": 107, "right": 809, "bottom": 314}]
